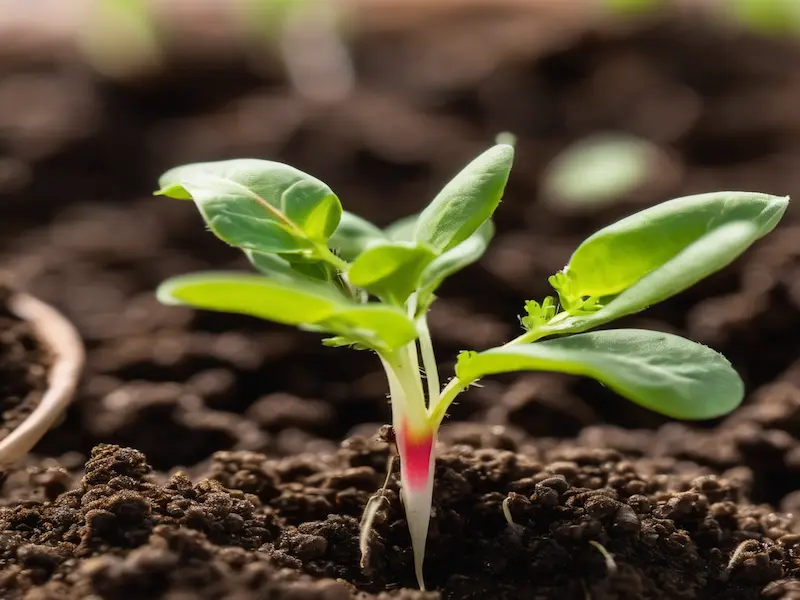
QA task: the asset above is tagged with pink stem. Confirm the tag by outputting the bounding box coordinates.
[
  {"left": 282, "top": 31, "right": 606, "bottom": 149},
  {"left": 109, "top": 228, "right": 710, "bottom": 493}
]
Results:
[{"left": 396, "top": 417, "right": 436, "bottom": 591}]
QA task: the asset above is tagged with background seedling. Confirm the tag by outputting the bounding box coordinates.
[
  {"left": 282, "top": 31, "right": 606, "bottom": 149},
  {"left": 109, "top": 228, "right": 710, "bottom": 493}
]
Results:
[{"left": 155, "top": 144, "right": 788, "bottom": 590}]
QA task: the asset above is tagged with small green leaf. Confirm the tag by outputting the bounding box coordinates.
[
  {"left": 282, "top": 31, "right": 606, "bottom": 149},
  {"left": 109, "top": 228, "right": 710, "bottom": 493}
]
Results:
[
  {"left": 156, "top": 159, "right": 342, "bottom": 253},
  {"left": 157, "top": 272, "right": 416, "bottom": 350},
  {"left": 562, "top": 192, "right": 788, "bottom": 300},
  {"left": 414, "top": 144, "right": 514, "bottom": 252},
  {"left": 384, "top": 214, "right": 418, "bottom": 242},
  {"left": 521, "top": 296, "right": 557, "bottom": 331},
  {"left": 417, "top": 220, "right": 494, "bottom": 307},
  {"left": 328, "top": 211, "right": 387, "bottom": 261},
  {"left": 246, "top": 250, "right": 332, "bottom": 283},
  {"left": 348, "top": 242, "right": 437, "bottom": 305},
  {"left": 157, "top": 272, "right": 342, "bottom": 325},
  {"left": 278, "top": 252, "right": 335, "bottom": 281},
  {"left": 456, "top": 329, "right": 744, "bottom": 420},
  {"left": 315, "top": 305, "right": 418, "bottom": 350}
]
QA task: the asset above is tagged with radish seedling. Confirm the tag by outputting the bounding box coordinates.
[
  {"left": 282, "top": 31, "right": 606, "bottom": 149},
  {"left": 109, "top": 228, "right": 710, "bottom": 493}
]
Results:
[{"left": 154, "top": 145, "right": 788, "bottom": 589}]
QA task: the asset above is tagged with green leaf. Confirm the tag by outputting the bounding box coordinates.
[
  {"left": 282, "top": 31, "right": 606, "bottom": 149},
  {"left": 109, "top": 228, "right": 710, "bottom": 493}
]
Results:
[
  {"left": 328, "top": 211, "right": 387, "bottom": 261},
  {"left": 456, "top": 329, "right": 744, "bottom": 420},
  {"left": 384, "top": 214, "right": 418, "bottom": 242},
  {"left": 561, "top": 192, "right": 788, "bottom": 300},
  {"left": 348, "top": 242, "right": 437, "bottom": 305},
  {"left": 158, "top": 271, "right": 342, "bottom": 325},
  {"left": 156, "top": 159, "right": 342, "bottom": 253},
  {"left": 417, "top": 220, "right": 494, "bottom": 307},
  {"left": 547, "top": 220, "right": 769, "bottom": 336},
  {"left": 414, "top": 144, "right": 514, "bottom": 252},
  {"left": 157, "top": 272, "right": 416, "bottom": 350}
]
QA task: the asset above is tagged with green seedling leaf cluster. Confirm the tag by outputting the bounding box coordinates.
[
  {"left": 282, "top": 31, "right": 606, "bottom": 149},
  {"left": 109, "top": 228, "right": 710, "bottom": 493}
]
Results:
[{"left": 155, "top": 144, "right": 788, "bottom": 591}]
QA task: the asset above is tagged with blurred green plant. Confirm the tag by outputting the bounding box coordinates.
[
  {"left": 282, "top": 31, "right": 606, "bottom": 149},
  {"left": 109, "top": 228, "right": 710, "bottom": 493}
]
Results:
[
  {"left": 730, "top": 0, "right": 800, "bottom": 35},
  {"left": 604, "top": 0, "right": 800, "bottom": 36},
  {"left": 234, "top": 0, "right": 354, "bottom": 102},
  {"left": 603, "top": 0, "right": 665, "bottom": 15},
  {"left": 542, "top": 133, "right": 664, "bottom": 210},
  {"left": 79, "top": 0, "right": 163, "bottom": 79}
]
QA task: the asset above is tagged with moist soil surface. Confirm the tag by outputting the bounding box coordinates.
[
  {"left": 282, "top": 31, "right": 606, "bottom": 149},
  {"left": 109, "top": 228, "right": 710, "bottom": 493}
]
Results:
[{"left": 2, "top": 7, "right": 800, "bottom": 600}]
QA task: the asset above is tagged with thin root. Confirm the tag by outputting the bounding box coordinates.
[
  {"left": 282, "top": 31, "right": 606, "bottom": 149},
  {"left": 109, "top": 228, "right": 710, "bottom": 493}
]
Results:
[
  {"left": 359, "top": 455, "right": 396, "bottom": 569},
  {"left": 589, "top": 540, "right": 617, "bottom": 575},
  {"left": 502, "top": 496, "right": 515, "bottom": 526}
]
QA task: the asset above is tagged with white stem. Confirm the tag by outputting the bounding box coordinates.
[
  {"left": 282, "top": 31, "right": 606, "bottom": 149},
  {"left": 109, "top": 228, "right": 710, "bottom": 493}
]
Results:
[
  {"left": 416, "top": 315, "right": 440, "bottom": 407},
  {"left": 404, "top": 293, "right": 423, "bottom": 396}
]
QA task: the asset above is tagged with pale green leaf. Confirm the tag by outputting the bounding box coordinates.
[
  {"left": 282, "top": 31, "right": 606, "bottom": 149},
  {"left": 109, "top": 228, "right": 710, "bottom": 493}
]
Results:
[
  {"left": 348, "top": 242, "right": 437, "bottom": 305},
  {"left": 157, "top": 272, "right": 341, "bottom": 325},
  {"left": 562, "top": 192, "right": 788, "bottom": 299},
  {"left": 157, "top": 272, "right": 416, "bottom": 350},
  {"left": 414, "top": 144, "right": 514, "bottom": 252},
  {"left": 156, "top": 159, "right": 342, "bottom": 253},
  {"left": 315, "top": 305, "right": 418, "bottom": 350},
  {"left": 456, "top": 329, "right": 743, "bottom": 419},
  {"left": 328, "top": 211, "right": 387, "bottom": 261}
]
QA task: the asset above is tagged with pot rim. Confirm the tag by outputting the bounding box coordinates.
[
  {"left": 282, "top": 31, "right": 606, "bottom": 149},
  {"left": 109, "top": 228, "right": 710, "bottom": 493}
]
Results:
[{"left": 0, "top": 292, "right": 84, "bottom": 469}]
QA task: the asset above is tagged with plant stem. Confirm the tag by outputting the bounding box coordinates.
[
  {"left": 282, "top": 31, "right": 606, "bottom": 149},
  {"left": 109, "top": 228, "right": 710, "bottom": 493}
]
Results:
[
  {"left": 314, "top": 242, "right": 349, "bottom": 272},
  {"left": 377, "top": 347, "right": 434, "bottom": 591},
  {"left": 416, "top": 315, "right": 440, "bottom": 408},
  {"left": 428, "top": 326, "right": 553, "bottom": 427}
]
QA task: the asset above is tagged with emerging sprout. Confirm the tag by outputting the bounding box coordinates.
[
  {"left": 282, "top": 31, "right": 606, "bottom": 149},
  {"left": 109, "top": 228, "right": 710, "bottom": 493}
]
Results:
[{"left": 154, "top": 145, "right": 788, "bottom": 590}]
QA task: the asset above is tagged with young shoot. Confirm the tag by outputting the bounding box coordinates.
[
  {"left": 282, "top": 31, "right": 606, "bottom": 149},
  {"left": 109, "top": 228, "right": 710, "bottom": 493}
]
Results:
[{"left": 154, "top": 145, "right": 788, "bottom": 590}]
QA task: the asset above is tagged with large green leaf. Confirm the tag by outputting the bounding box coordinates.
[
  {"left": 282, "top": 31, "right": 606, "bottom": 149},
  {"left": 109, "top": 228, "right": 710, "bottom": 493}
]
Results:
[
  {"left": 328, "top": 211, "right": 387, "bottom": 261},
  {"left": 414, "top": 144, "right": 513, "bottom": 253},
  {"left": 417, "top": 220, "right": 494, "bottom": 307},
  {"left": 348, "top": 242, "right": 437, "bottom": 305},
  {"left": 547, "top": 220, "right": 762, "bottom": 335},
  {"left": 561, "top": 192, "right": 788, "bottom": 299},
  {"left": 456, "top": 329, "right": 744, "bottom": 419},
  {"left": 156, "top": 159, "right": 342, "bottom": 254},
  {"left": 157, "top": 272, "right": 415, "bottom": 350}
]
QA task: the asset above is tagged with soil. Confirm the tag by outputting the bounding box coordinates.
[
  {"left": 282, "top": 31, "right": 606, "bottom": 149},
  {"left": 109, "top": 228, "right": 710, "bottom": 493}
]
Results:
[{"left": 1, "top": 5, "right": 800, "bottom": 599}]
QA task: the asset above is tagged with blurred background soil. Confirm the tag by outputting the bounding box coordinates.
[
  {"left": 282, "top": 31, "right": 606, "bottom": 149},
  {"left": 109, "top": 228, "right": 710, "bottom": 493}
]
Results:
[{"left": 2, "top": 1, "right": 800, "bottom": 598}]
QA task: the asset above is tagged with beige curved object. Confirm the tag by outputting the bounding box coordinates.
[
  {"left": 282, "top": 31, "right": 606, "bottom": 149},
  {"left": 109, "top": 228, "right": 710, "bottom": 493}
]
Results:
[{"left": 0, "top": 293, "right": 84, "bottom": 469}]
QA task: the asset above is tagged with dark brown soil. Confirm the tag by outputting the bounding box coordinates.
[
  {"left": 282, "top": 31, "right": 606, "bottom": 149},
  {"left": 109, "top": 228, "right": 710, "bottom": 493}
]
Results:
[
  {"left": 1, "top": 5, "right": 800, "bottom": 599},
  {"left": 0, "top": 286, "right": 51, "bottom": 440}
]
